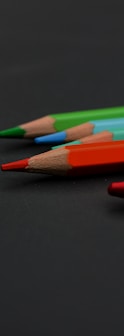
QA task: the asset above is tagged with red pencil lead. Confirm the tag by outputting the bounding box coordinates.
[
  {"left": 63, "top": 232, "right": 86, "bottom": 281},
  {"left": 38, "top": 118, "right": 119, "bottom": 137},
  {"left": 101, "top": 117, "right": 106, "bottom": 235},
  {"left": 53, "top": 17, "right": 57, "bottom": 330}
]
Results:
[{"left": 1, "top": 158, "right": 29, "bottom": 171}]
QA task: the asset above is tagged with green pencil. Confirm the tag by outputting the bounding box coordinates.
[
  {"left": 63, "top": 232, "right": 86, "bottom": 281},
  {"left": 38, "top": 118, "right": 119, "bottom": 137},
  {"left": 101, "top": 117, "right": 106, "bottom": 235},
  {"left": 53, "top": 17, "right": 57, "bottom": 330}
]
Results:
[{"left": 0, "top": 106, "right": 124, "bottom": 138}]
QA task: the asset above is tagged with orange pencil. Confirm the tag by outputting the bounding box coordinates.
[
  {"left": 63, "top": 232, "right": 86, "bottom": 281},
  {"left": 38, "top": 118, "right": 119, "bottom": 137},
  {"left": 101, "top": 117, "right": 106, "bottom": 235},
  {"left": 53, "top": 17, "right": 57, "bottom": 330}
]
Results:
[{"left": 2, "top": 140, "right": 124, "bottom": 176}]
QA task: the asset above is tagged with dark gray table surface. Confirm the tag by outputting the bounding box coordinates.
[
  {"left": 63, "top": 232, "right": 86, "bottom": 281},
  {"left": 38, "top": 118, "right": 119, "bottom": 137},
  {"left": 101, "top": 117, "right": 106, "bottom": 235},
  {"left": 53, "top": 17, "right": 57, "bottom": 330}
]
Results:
[{"left": 0, "top": 1, "right": 124, "bottom": 335}]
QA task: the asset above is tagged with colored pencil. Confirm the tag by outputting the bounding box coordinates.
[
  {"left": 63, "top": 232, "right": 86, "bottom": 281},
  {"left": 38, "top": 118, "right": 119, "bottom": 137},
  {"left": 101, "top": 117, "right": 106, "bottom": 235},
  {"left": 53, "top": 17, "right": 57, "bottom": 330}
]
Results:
[
  {"left": 35, "top": 118, "right": 124, "bottom": 144},
  {"left": 52, "top": 128, "right": 124, "bottom": 150},
  {"left": 108, "top": 182, "right": 124, "bottom": 198},
  {"left": 2, "top": 140, "right": 124, "bottom": 176},
  {"left": 1, "top": 106, "right": 124, "bottom": 138}
]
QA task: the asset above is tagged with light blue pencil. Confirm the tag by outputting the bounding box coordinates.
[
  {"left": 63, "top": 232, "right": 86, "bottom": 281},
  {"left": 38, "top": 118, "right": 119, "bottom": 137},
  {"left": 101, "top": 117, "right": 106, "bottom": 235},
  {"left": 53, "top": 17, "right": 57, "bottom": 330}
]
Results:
[{"left": 52, "top": 127, "right": 124, "bottom": 149}]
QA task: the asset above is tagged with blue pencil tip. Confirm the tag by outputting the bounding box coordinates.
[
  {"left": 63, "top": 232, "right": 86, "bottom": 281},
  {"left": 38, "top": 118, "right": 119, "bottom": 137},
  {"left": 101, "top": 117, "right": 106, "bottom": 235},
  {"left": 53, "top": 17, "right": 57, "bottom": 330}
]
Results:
[
  {"left": 34, "top": 137, "right": 42, "bottom": 144},
  {"left": 34, "top": 131, "right": 67, "bottom": 144}
]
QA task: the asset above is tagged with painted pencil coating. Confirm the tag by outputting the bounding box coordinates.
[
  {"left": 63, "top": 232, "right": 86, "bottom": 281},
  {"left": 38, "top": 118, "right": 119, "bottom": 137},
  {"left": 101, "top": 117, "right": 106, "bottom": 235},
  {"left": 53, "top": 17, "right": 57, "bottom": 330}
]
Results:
[
  {"left": 1, "top": 106, "right": 124, "bottom": 138},
  {"left": 53, "top": 106, "right": 124, "bottom": 131},
  {"left": 2, "top": 140, "right": 124, "bottom": 176},
  {"left": 35, "top": 118, "right": 124, "bottom": 144}
]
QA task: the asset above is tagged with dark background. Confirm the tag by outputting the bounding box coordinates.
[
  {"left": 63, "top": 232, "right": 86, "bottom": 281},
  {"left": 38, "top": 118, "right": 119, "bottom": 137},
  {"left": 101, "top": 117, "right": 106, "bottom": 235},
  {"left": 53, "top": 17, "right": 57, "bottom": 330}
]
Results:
[{"left": 0, "top": 1, "right": 124, "bottom": 335}]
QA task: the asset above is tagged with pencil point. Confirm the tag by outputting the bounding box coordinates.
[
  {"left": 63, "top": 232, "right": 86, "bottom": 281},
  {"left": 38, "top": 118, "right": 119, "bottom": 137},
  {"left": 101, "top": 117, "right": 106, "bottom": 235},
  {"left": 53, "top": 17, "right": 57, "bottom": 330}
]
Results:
[
  {"left": 0, "top": 127, "right": 25, "bottom": 138},
  {"left": 34, "top": 131, "right": 66, "bottom": 144},
  {"left": 1, "top": 158, "right": 29, "bottom": 171}
]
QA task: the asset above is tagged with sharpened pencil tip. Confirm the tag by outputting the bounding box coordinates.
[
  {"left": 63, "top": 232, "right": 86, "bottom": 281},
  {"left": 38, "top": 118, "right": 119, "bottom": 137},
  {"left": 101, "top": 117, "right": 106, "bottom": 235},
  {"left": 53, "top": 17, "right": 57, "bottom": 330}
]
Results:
[
  {"left": 34, "top": 131, "right": 66, "bottom": 144},
  {"left": 0, "top": 127, "right": 25, "bottom": 137},
  {"left": 1, "top": 158, "right": 29, "bottom": 171}
]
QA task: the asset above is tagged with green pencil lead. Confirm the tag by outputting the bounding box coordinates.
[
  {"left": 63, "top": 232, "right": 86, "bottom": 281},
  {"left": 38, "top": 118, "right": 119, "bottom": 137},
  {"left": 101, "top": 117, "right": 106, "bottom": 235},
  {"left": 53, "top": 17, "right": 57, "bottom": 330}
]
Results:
[{"left": 0, "top": 126, "right": 25, "bottom": 137}]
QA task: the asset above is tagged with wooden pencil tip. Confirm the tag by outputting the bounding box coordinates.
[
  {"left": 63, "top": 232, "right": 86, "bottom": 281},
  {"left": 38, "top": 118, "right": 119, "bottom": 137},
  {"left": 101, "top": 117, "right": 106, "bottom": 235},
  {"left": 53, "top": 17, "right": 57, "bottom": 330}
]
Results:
[{"left": 1, "top": 158, "right": 29, "bottom": 171}]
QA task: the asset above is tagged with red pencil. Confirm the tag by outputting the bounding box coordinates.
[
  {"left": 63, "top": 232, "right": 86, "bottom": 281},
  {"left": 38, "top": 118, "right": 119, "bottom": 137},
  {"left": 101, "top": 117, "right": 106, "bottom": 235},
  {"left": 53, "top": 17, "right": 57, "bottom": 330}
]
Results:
[
  {"left": 2, "top": 140, "right": 124, "bottom": 176},
  {"left": 108, "top": 182, "right": 124, "bottom": 198}
]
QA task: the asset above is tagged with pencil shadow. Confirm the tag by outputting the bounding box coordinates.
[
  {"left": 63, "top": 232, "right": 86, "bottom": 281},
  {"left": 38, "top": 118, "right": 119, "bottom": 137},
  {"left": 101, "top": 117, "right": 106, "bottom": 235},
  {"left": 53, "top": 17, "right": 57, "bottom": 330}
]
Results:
[
  {"left": 2, "top": 171, "right": 124, "bottom": 192},
  {"left": 0, "top": 139, "right": 51, "bottom": 153},
  {"left": 1, "top": 174, "right": 97, "bottom": 192},
  {"left": 106, "top": 199, "right": 124, "bottom": 215}
]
